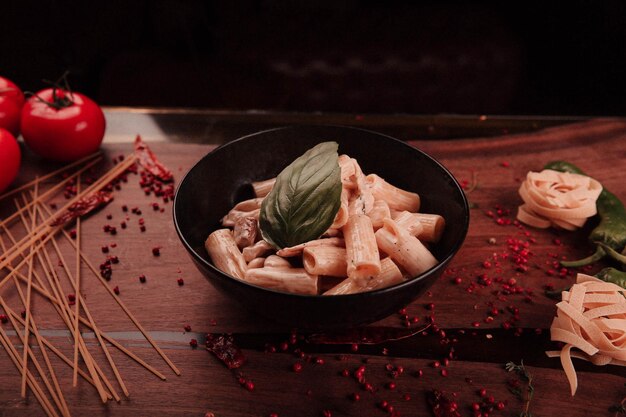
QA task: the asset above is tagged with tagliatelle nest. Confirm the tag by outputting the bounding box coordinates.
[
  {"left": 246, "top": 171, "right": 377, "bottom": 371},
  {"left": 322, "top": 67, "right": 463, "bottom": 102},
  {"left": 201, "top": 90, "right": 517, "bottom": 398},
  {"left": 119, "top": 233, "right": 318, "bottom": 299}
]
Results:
[
  {"left": 546, "top": 273, "right": 626, "bottom": 395},
  {"left": 516, "top": 169, "right": 602, "bottom": 230}
]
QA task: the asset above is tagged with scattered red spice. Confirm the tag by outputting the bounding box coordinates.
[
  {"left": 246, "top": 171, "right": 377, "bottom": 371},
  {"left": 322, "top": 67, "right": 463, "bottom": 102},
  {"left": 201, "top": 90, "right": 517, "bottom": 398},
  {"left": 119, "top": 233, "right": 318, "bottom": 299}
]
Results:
[
  {"left": 189, "top": 339, "right": 198, "bottom": 348},
  {"left": 184, "top": 324, "right": 191, "bottom": 332},
  {"left": 152, "top": 247, "right": 161, "bottom": 256},
  {"left": 0, "top": 315, "right": 8, "bottom": 324},
  {"left": 177, "top": 278, "right": 185, "bottom": 286},
  {"left": 427, "top": 389, "right": 461, "bottom": 417},
  {"left": 113, "top": 286, "right": 120, "bottom": 295},
  {"left": 292, "top": 362, "right": 303, "bottom": 373},
  {"left": 139, "top": 274, "right": 147, "bottom": 283}
]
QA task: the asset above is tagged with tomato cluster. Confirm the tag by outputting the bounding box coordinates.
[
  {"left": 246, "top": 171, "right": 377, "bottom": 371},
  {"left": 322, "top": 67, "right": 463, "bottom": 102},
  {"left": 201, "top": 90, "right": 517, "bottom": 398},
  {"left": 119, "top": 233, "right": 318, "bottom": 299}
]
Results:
[{"left": 0, "top": 75, "right": 106, "bottom": 193}]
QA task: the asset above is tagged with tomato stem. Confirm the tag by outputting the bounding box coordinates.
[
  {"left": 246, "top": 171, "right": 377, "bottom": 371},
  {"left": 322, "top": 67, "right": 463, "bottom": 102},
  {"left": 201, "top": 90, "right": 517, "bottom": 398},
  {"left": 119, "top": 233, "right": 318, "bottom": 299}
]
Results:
[{"left": 28, "top": 71, "right": 76, "bottom": 110}]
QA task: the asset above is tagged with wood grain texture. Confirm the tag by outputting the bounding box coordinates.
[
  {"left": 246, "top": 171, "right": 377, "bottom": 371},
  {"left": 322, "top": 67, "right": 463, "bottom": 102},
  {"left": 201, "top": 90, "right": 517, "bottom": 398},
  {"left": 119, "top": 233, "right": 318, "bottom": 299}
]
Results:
[{"left": 1, "top": 119, "right": 625, "bottom": 417}]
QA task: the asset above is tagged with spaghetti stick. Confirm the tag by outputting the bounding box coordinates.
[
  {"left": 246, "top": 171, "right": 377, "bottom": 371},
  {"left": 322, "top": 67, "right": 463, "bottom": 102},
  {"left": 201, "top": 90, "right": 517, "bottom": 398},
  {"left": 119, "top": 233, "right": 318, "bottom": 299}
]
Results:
[
  {"left": 37, "top": 203, "right": 168, "bottom": 380},
  {"left": 37, "top": 242, "right": 111, "bottom": 403},
  {"left": 73, "top": 174, "right": 81, "bottom": 387},
  {"left": 73, "top": 244, "right": 181, "bottom": 376},
  {"left": 36, "top": 201, "right": 179, "bottom": 380},
  {"left": 0, "top": 234, "right": 74, "bottom": 413},
  {"left": 0, "top": 151, "right": 100, "bottom": 202},
  {"left": 2, "top": 236, "right": 70, "bottom": 416},
  {"left": 16, "top": 203, "right": 111, "bottom": 402},
  {"left": 4, "top": 306, "right": 100, "bottom": 389},
  {"left": 0, "top": 156, "right": 101, "bottom": 231},
  {"left": 0, "top": 327, "right": 60, "bottom": 417},
  {"left": 0, "top": 297, "right": 70, "bottom": 417},
  {"left": 20, "top": 181, "right": 38, "bottom": 398},
  {"left": 0, "top": 155, "right": 134, "bottom": 271}
]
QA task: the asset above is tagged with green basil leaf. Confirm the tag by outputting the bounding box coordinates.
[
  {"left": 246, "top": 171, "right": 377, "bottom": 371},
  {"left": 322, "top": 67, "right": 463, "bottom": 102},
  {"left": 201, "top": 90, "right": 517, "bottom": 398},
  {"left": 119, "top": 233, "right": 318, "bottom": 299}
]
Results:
[{"left": 259, "top": 141, "right": 342, "bottom": 249}]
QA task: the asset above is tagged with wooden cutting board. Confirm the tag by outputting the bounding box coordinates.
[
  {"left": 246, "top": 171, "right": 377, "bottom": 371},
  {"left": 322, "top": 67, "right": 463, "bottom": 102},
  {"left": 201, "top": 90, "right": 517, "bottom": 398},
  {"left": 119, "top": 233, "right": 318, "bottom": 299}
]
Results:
[{"left": 0, "top": 118, "right": 625, "bottom": 417}]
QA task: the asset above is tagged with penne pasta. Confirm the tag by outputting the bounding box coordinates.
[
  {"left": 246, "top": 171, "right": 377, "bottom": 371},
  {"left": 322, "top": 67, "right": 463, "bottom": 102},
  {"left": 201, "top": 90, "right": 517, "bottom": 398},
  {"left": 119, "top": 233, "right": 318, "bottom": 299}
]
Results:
[
  {"left": 349, "top": 158, "right": 375, "bottom": 214},
  {"left": 366, "top": 174, "right": 420, "bottom": 212},
  {"left": 411, "top": 213, "right": 445, "bottom": 243},
  {"left": 343, "top": 214, "right": 380, "bottom": 286},
  {"left": 205, "top": 229, "right": 248, "bottom": 280},
  {"left": 366, "top": 199, "right": 391, "bottom": 229},
  {"left": 277, "top": 237, "right": 345, "bottom": 257},
  {"left": 303, "top": 246, "right": 348, "bottom": 277},
  {"left": 252, "top": 178, "right": 276, "bottom": 198},
  {"left": 247, "top": 257, "right": 266, "bottom": 269},
  {"left": 233, "top": 216, "right": 258, "bottom": 249},
  {"left": 330, "top": 187, "right": 350, "bottom": 229},
  {"left": 242, "top": 240, "right": 274, "bottom": 262},
  {"left": 221, "top": 198, "right": 264, "bottom": 226},
  {"left": 222, "top": 208, "right": 259, "bottom": 227},
  {"left": 264, "top": 255, "right": 292, "bottom": 268},
  {"left": 375, "top": 218, "right": 437, "bottom": 277},
  {"left": 391, "top": 211, "right": 444, "bottom": 243},
  {"left": 338, "top": 154, "right": 356, "bottom": 189},
  {"left": 245, "top": 267, "right": 318, "bottom": 295},
  {"left": 324, "top": 257, "right": 403, "bottom": 295},
  {"left": 392, "top": 210, "right": 424, "bottom": 237}
]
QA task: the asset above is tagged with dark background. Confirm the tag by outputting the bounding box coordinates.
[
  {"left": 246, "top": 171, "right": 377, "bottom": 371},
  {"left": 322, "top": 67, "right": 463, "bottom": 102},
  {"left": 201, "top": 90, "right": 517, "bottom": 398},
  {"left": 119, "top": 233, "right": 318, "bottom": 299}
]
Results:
[{"left": 4, "top": 0, "right": 626, "bottom": 115}]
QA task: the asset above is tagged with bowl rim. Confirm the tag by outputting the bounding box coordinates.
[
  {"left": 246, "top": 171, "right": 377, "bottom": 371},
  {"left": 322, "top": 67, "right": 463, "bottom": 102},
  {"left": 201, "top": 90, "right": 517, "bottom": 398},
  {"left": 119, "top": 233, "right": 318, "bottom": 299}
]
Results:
[{"left": 173, "top": 124, "right": 470, "bottom": 299}]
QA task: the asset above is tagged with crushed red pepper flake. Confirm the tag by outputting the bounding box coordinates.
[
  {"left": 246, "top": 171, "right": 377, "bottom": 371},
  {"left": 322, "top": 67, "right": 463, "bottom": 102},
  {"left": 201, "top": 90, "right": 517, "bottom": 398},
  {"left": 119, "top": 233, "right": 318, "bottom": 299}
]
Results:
[{"left": 205, "top": 333, "right": 246, "bottom": 369}]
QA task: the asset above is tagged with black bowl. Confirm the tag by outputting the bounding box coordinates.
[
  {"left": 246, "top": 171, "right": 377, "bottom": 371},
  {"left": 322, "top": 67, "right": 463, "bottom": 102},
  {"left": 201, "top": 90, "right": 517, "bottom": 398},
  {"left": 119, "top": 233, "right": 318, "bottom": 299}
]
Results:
[{"left": 173, "top": 125, "right": 469, "bottom": 329}]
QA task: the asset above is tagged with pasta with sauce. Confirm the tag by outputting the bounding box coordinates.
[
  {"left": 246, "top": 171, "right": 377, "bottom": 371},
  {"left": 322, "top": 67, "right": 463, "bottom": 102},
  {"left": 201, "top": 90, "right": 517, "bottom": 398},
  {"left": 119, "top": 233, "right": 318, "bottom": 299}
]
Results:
[{"left": 205, "top": 152, "right": 444, "bottom": 295}]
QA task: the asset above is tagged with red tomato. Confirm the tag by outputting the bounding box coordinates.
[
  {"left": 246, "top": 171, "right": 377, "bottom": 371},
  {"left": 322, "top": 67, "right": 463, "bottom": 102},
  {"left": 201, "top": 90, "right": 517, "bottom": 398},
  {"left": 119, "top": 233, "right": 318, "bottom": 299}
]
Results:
[
  {"left": 21, "top": 88, "right": 105, "bottom": 162},
  {"left": 0, "top": 76, "right": 25, "bottom": 137},
  {"left": 0, "top": 128, "right": 21, "bottom": 193}
]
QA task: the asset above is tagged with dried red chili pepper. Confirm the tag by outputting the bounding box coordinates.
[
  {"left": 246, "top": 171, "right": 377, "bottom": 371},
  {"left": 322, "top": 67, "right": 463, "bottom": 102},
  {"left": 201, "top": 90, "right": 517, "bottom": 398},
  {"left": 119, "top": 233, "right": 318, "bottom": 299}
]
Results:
[
  {"left": 51, "top": 191, "right": 113, "bottom": 226},
  {"left": 205, "top": 333, "right": 246, "bottom": 369},
  {"left": 134, "top": 135, "right": 173, "bottom": 182}
]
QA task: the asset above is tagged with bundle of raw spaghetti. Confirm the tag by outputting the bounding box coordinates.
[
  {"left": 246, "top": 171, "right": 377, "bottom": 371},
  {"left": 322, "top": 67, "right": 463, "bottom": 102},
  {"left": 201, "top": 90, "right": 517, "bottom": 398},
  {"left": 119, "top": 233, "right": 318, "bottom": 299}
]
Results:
[
  {"left": 517, "top": 169, "right": 602, "bottom": 230},
  {"left": 547, "top": 273, "right": 626, "bottom": 395}
]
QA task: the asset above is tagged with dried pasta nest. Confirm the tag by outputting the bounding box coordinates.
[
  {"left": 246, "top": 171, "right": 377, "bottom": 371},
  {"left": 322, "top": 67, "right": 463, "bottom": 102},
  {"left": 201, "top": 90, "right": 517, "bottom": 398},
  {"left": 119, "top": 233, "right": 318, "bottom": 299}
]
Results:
[{"left": 517, "top": 169, "right": 602, "bottom": 230}]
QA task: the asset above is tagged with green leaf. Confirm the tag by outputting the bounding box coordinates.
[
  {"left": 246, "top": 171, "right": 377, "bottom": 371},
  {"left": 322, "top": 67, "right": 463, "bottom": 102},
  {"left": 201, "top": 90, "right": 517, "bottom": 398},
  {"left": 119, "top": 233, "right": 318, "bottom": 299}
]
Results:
[{"left": 259, "top": 141, "right": 342, "bottom": 249}]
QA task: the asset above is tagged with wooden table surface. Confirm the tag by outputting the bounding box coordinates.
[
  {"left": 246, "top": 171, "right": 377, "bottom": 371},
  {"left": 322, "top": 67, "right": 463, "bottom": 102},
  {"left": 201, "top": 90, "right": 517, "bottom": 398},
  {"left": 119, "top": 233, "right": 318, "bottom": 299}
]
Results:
[{"left": 1, "top": 110, "right": 625, "bottom": 417}]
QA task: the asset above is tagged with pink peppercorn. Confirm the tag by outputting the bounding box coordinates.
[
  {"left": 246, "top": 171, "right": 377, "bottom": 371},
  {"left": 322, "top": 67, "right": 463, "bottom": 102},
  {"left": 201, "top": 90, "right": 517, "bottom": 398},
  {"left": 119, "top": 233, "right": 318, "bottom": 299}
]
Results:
[
  {"left": 177, "top": 278, "right": 184, "bottom": 286},
  {"left": 184, "top": 324, "right": 192, "bottom": 332},
  {"left": 189, "top": 339, "right": 198, "bottom": 348}
]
